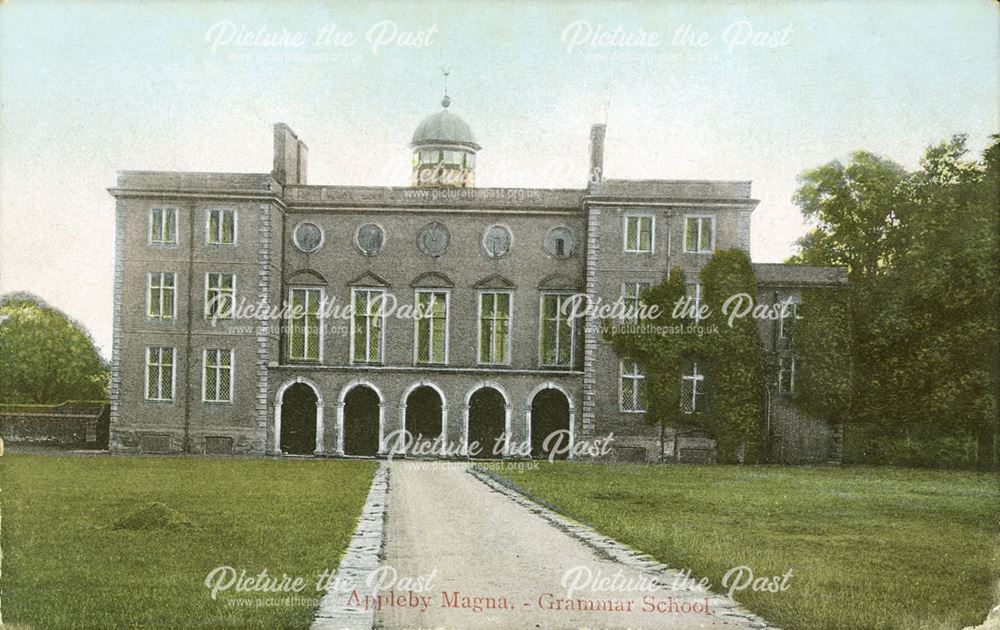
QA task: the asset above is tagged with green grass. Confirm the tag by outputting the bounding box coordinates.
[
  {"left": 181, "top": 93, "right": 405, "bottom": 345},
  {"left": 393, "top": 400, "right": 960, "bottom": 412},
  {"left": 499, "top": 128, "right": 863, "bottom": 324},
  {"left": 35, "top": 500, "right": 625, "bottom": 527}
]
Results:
[
  {"left": 0, "top": 455, "right": 376, "bottom": 629},
  {"left": 500, "top": 463, "right": 1000, "bottom": 630}
]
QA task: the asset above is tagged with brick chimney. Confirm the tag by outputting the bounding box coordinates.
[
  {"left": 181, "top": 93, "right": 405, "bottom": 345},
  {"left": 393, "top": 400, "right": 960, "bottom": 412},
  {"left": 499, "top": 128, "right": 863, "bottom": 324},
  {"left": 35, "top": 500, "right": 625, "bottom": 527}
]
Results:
[
  {"left": 588, "top": 123, "right": 606, "bottom": 186},
  {"left": 272, "top": 123, "right": 308, "bottom": 185}
]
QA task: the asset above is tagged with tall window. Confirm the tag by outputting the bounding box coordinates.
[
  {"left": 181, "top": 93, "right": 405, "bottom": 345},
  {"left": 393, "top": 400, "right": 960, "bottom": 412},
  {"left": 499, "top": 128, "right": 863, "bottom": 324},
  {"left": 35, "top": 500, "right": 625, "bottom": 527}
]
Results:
[
  {"left": 147, "top": 272, "right": 175, "bottom": 320},
  {"left": 202, "top": 348, "right": 234, "bottom": 403},
  {"left": 352, "top": 288, "right": 385, "bottom": 364},
  {"left": 415, "top": 290, "right": 449, "bottom": 364},
  {"left": 779, "top": 302, "right": 798, "bottom": 340},
  {"left": 288, "top": 288, "right": 322, "bottom": 362},
  {"left": 540, "top": 293, "right": 574, "bottom": 367},
  {"left": 149, "top": 207, "right": 177, "bottom": 245},
  {"left": 680, "top": 361, "right": 706, "bottom": 414},
  {"left": 478, "top": 291, "right": 512, "bottom": 365},
  {"left": 684, "top": 216, "right": 714, "bottom": 253},
  {"left": 621, "top": 282, "right": 650, "bottom": 323},
  {"left": 778, "top": 356, "right": 796, "bottom": 394},
  {"left": 205, "top": 273, "right": 235, "bottom": 320},
  {"left": 620, "top": 360, "right": 647, "bottom": 412},
  {"left": 206, "top": 209, "right": 236, "bottom": 245},
  {"left": 145, "top": 347, "right": 175, "bottom": 401},
  {"left": 624, "top": 215, "right": 653, "bottom": 253}
]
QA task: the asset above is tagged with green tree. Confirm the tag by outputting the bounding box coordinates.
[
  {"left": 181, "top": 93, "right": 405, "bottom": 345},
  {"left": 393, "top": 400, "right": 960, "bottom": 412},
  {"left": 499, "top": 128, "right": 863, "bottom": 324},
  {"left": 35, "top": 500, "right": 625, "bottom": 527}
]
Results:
[
  {"left": 604, "top": 267, "right": 692, "bottom": 460},
  {"left": 0, "top": 293, "right": 108, "bottom": 404},
  {"left": 699, "top": 249, "right": 766, "bottom": 462},
  {"left": 605, "top": 249, "right": 765, "bottom": 463},
  {"left": 792, "top": 287, "right": 853, "bottom": 423},
  {"left": 790, "top": 136, "right": 999, "bottom": 468}
]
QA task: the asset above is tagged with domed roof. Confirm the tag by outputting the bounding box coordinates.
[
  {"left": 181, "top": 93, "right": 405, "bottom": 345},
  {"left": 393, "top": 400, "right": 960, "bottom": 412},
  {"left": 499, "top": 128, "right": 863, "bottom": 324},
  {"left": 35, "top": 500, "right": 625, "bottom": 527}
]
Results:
[{"left": 411, "top": 99, "right": 480, "bottom": 150}]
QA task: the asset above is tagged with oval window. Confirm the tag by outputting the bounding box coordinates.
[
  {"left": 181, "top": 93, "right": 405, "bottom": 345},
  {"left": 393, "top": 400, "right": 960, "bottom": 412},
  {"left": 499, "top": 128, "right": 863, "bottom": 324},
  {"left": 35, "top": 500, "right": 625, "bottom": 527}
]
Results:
[
  {"left": 355, "top": 223, "right": 385, "bottom": 256},
  {"left": 544, "top": 226, "right": 576, "bottom": 259},
  {"left": 292, "top": 221, "right": 324, "bottom": 253},
  {"left": 483, "top": 224, "right": 512, "bottom": 259}
]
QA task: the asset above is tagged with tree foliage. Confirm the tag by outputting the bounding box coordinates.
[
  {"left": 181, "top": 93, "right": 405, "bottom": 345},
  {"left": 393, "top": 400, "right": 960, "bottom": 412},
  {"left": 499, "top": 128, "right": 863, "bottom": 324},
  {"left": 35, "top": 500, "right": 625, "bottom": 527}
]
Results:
[
  {"left": 699, "top": 249, "right": 766, "bottom": 462},
  {"left": 790, "top": 135, "right": 999, "bottom": 468},
  {"left": 604, "top": 249, "right": 765, "bottom": 463},
  {"left": 0, "top": 293, "right": 108, "bottom": 404},
  {"left": 792, "top": 288, "right": 853, "bottom": 422}
]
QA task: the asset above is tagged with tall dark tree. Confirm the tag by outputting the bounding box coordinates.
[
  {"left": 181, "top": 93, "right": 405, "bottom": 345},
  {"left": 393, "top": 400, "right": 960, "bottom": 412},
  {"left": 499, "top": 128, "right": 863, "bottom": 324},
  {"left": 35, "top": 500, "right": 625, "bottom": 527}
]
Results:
[
  {"left": 698, "top": 249, "right": 766, "bottom": 462},
  {"left": 790, "top": 136, "right": 999, "bottom": 468},
  {"left": 0, "top": 293, "right": 108, "bottom": 404}
]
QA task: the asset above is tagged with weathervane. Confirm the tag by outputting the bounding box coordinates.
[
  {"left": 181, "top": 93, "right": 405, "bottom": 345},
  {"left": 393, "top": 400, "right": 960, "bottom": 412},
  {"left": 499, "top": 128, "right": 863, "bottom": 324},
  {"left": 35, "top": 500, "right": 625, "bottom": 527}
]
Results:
[{"left": 440, "top": 66, "right": 451, "bottom": 108}]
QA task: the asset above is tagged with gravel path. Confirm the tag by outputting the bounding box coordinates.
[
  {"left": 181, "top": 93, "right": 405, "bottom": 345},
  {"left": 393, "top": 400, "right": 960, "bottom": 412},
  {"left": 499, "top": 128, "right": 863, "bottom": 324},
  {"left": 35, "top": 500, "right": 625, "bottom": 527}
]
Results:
[{"left": 374, "top": 461, "right": 774, "bottom": 630}]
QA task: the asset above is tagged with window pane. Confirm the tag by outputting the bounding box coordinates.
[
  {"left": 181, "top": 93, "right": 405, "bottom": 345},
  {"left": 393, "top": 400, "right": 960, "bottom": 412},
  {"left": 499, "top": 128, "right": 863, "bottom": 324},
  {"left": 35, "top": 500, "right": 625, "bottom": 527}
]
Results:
[
  {"left": 163, "top": 283, "right": 173, "bottom": 318},
  {"left": 497, "top": 294, "right": 510, "bottom": 318},
  {"left": 625, "top": 217, "right": 637, "bottom": 250},
  {"left": 150, "top": 210, "right": 162, "bottom": 242},
  {"left": 639, "top": 218, "right": 651, "bottom": 250},
  {"left": 222, "top": 211, "right": 234, "bottom": 243},
  {"left": 205, "top": 354, "right": 218, "bottom": 400},
  {"left": 166, "top": 210, "right": 177, "bottom": 242},
  {"left": 685, "top": 218, "right": 698, "bottom": 252},
  {"left": 479, "top": 317, "right": 491, "bottom": 361},
  {"left": 432, "top": 319, "right": 446, "bottom": 362},
  {"left": 160, "top": 350, "right": 173, "bottom": 399},
  {"left": 699, "top": 218, "right": 712, "bottom": 251},
  {"left": 621, "top": 377, "right": 634, "bottom": 409},
  {"left": 147, "top": 357, "right": 159, "bottom": 399}
]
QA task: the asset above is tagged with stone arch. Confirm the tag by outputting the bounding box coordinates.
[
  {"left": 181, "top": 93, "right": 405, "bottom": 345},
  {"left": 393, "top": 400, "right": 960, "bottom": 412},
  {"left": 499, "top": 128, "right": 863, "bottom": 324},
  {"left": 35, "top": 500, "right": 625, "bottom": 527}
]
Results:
[
  {"left": 273, "top": 376, "right": 324, "bottom": 456},
  {"left": 526, "top": 382, "right": 575, "bottom": 460},
  {"left": 336, "top": 380, "right": 385, "bottom": 456},
  {"left": 399, "top": 380, "right": 449, "bottom": 451},
  {"left": 463, "top": 381, "right": 512, "bottom": 459}
]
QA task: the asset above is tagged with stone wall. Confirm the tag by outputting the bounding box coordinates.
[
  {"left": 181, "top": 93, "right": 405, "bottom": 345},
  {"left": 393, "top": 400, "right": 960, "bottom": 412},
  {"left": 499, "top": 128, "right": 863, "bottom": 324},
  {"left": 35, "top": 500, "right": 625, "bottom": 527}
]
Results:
[
  {"left": 0, "top": 402, "right": 110, "bottom": 449},
  {"left": 769, "top": 399, "right": 840, "bottom": 464}
]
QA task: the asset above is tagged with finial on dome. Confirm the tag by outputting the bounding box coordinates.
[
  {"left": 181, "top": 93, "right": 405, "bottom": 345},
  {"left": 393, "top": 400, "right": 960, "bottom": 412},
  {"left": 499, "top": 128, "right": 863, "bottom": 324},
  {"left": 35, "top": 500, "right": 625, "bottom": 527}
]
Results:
[{"left": 440, "top": 66, "right": 451, "bottom": 108}]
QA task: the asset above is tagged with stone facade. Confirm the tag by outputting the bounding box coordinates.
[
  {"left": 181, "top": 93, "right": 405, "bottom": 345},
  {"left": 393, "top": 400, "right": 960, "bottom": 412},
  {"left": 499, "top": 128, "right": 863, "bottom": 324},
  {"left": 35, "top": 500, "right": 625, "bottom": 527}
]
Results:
[{"left": 108, "top": 111, "right": 846, "bottom": 463}]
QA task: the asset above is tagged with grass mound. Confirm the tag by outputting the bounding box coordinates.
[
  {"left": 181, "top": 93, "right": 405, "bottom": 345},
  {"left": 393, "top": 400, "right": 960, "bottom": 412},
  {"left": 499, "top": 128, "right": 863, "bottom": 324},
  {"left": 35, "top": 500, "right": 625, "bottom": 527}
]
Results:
[{"left": 112, "top": 501, "right": 194, "bottom": 531}]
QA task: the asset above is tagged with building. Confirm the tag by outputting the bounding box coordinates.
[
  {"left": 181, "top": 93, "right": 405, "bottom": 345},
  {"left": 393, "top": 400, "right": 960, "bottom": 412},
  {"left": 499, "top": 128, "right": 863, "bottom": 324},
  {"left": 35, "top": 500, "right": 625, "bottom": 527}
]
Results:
[{"left": 107, "top": 97, "right": 846, "bottom": 462}]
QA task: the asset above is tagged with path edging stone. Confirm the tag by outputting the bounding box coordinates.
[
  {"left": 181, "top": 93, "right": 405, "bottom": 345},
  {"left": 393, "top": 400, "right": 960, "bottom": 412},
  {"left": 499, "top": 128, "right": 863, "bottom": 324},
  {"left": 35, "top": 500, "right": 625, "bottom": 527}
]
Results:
[{"left": 311, "top": 462, "right": 388, "bottom": 630}]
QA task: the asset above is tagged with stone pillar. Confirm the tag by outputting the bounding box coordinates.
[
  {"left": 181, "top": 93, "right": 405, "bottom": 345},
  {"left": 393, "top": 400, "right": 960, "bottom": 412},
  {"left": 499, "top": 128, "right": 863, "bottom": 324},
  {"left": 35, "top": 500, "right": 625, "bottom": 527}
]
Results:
[
  {"left": 272, "top": 403, "right": 282, "bottom": 456},
  {"left": 335, "top": 401, "right": 345, "bottom": 456},
  {"left": 314, "top": 402, "right": 325, "bottom": 456}
]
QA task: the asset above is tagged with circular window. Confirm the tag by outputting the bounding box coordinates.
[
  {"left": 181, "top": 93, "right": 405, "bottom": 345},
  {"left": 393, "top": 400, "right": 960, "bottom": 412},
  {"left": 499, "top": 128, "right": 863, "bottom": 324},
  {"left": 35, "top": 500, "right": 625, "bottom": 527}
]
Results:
[
  {"left": 355, "top": 223, "right": 385, "bottom": 256},
  {"left": 417, "top": 221, "right": 450, "bottom": 257},
  {"left": 292, "top": 221, "right": 324, "bottom": 253},
  {"left": 544, "top": 226, "right": 576, "bottom": 259},
  {"left": 482, "top": 224, "right": 512, "bottom": 259}
]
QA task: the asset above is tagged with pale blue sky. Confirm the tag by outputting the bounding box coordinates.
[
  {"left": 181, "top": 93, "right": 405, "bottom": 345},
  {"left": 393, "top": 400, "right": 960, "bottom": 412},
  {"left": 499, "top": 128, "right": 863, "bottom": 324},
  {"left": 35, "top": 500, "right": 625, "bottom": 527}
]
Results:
[{"left": 1, "top": 0, "right": 997, "bottom": 357}]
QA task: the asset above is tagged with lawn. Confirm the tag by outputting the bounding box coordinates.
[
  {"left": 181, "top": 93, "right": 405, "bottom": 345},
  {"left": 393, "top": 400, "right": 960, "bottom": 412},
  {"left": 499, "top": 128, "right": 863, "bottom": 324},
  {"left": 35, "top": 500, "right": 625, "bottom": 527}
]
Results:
[
  {"left": 0, "top": 454, "right": 377, "bottom": 629},
  {"left": 499, "top": 463, "right": 1000, "bottom": 630}
]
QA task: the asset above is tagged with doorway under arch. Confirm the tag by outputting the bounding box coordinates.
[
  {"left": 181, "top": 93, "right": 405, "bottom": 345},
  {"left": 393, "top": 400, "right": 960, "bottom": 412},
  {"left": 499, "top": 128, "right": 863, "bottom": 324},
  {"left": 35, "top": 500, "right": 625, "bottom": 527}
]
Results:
[
  {"left": 280, "top": 383, "right": 318, "bottom": 455},
  {"left": 404, "top": 385, "right": 444, "bottom": 456},
  {"left": 530, "top": 387, "right": 571, "bottom": 460},
  {"left": 467, "top": 387, "right": 507, "bottom": 459},
  {"left": 343, "top": 385, "right": 381, "bottom": 456}
]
